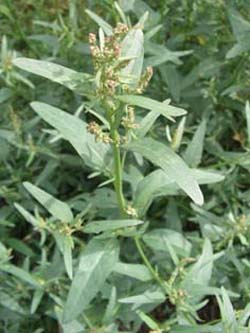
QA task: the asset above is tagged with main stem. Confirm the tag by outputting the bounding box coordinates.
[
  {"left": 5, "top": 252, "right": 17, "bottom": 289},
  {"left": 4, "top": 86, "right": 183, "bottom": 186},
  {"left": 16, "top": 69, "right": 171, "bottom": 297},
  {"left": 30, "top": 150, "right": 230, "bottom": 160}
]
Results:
[{"left": 110, "top": 119, "right": 126, "bottom": 216}]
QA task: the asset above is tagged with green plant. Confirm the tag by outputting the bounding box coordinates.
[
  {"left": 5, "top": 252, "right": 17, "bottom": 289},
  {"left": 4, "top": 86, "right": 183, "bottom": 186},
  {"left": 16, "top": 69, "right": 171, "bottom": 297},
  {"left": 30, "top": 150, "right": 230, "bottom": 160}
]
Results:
[{"left": 2, "top": 1, "right": 250, "bottom": 332}]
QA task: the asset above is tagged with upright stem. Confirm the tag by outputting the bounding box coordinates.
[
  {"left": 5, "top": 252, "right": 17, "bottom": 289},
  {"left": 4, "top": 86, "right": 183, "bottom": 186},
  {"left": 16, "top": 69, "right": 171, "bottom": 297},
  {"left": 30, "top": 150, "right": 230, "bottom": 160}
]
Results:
[
  {"left": 109, "top": 113, "right": 126, "bottom": 216},
  {"left": 134, "top": 236, "right": 170, "bottom": 294}
]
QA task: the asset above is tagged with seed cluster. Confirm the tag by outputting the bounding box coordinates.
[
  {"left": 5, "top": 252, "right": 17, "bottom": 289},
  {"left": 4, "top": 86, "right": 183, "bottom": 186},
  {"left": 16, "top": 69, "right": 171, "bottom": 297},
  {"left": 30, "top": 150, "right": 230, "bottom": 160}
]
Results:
[
  {"left": 87, "top": 121, "right": 112, "bottom": 144},
  {"left": 87, "top": 23, "right": 152, "bottom": 145},
  {"left": 89, "top": 23, "right": 152, "bottom": 97}
]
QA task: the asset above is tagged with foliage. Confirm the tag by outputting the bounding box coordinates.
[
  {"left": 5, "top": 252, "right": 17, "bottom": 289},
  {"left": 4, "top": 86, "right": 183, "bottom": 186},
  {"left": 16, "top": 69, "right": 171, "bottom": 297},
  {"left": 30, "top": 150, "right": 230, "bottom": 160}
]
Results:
[{"left": 1, "top": 1, "right": 250, "bottom": 332}]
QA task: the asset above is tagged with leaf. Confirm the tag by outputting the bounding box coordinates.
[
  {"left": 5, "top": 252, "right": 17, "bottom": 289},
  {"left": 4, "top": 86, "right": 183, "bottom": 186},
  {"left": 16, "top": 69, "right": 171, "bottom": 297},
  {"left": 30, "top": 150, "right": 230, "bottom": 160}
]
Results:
[
  {"left": 160, "top": 65, "right": 181, "bottom": 102},
  {"left": 128, "top": 137, "right": 204, "bottom": 205},
  {"left": 171, "top": 325, "right": 221, "bottom": 333},
  {"left": 181, "top": 239, "right": 214, "bottom": 301},
  {"left": 84, "top": 219, "right": 143, "bottom": 234},
  {"left": 14, "top": 203, "right": 39, "bottom": 227},
  {"left": 31, "top": 289, "right": 44, "bottom": 314},
  {"left": 217, "top": 287, "right": 238, "bottom": 333},
  {"left": 119, "top": 288, "right": 165, "bottom": 308},
  {"left": 226, "top": 8, "right": 250, "bottom": 59},
  {"left": 13, "top": 58, "right": 92, "bottom": 95},
  {"left": 55, "top": 307, "right": 85, "bottom": 333},
  {"left": 120, "top": 28, "right": 144, "bottom": 87},
  {"left": 85, "top": 9, "right": 113, "bottom": 36},
  {"left": 0, "top": 88, "right": 12, "bottom": 103},
  {"left": 114, "top": 262, "right": 151, "bottom": 281},
  {"left": 0, "top": 291, "right": 25, "bottom": 314},
  {"left": 63, "top": 238, "right": 119, "bottom": 323},
  {"left": 144, "top": 42, "right": 192, "bottom": 66},
  {"left": 1, "top": 264, "right": 40, "bottom": 287},
  {"left": 245, "top": 100, "right": 250, "bottom": 146},
  {"left": 183, "top": 120, "right": 207, "bottom": 167},
  {"left": 228, "top": 8, "right": 250, "bottom": 43},
  {"left": 103, "top": 286, "right": 117, "bottom": 325},
  {"left": 54, "top": 232, "right": 74, "bottom": 280},
  {"left": 23, "top": 182, "right": 73, "bottom": 222},
  {"left": 133, "top": 168, "right": 223, "bottom": 216},
  {"left": 117, "top": 95, "right": 187, "bottom": 120},
  {"left": 143, "top": 229, "right": 192, "bottom": 257},
  {"left": 30, "top": 102, "right": 110, "bottom": 171},
  {"left": 136, "top": 310, "right": 159, "bottom": 330}
]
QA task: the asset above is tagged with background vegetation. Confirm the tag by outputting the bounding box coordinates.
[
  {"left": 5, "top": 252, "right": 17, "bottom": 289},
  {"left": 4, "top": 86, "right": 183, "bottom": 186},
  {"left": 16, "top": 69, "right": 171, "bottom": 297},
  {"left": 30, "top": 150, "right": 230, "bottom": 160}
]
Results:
[{"left": 1, "top": 0, "right": 250, "bottom": 332}]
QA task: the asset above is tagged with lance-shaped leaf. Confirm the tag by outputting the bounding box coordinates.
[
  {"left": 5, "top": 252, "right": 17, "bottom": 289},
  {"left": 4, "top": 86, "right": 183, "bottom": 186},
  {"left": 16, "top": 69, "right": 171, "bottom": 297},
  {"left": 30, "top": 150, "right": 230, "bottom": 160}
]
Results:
[
  {"left": 128, "top": 138, "right": 204, "bottom": 205},
  {"left": 183, "top": 119, "right": 207, "bottom": 167},
  {"left": 119, "top": 288, "right": 165, "bottom": 309},
  {"left": 217, "top": 288, "right": 238, "bottom": 333},
  {"left": 23, "top": 182, "right": 73, "bottom": 222},
  {"left": 120, "top": 27, "right": 144, "bottom": 87},
  {"left": 63, "top": 238, "right": 119, "bottom": 323},
  {"left": 143, "top": 229, "right": 192, "bottom": 257},
  {"left": 54, "top": 232, "right": 74, "bottom": 280},
  {"left": 30, "top": 102, "right": 110, "bottom": 171},
  {"left": 226, "top": 8, "right": 250, "bottom": 59},
  {"left": 13, "top": 57, "right": 93, "bottom": 95},
  {"left": 84, "top": 219, "right": 143, "bottom": 234},
  {"left": 117, "top": 95, "right": 186, "bottom": 120},
  {"left": 134, "top": 168, "right": 223, "bottom": 217},
  {"left": 85, "top": 9, "right": 113, "bottom": 36},
  {"left": 114, "top": 262, "right": 152, "bottom": 281},
  {"left": 181, "top": 238, "right": 215, "bottom": 303}
]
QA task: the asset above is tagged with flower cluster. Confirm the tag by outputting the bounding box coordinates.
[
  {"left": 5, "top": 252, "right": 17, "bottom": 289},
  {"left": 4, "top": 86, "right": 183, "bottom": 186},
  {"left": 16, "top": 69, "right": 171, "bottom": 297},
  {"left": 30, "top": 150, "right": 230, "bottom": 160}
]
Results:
[
  {"left": 87, "top": 121, "right": 112, "bottom": 144},
  {"left": 89, "top": 23, "right": 152, "bottom": 98},
  {"left": 121, "top": 106, "right": 139, "bottom": 130}
]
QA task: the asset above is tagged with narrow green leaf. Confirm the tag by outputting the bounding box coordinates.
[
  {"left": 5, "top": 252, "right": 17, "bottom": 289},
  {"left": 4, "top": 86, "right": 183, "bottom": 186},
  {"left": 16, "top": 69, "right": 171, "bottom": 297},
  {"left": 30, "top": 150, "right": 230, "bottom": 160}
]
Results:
[
  {"left": 183, "top": 120, "right": 207, "bottom": 167},
  {"left": 1, "top": 264, "right": 40, "bottom": 287},
  {"left": 13, "top": 58, "right": 92, "bottom": 95},
  {"left": 14, "top": 203, "right": 39, "bottom": 227},
  {"left": 31, "top": 289, "right": 44, "bottom": 314},
  {"left": 114, "top": 262, "right": 151, "bottom": 281},
  {"left": 23, "top": 182, "right": 73, "bottom": 222},
  {"left": 181, "top": 239, "right": 214, "bottom": 301},
  {"left": 0, "top": 88, "right": 12, "bottom": 104},
  {"left": 0, "top": 291, "right": 25, "bottom": 314},
  {"left": 245, "top": 100, "right": 250, "bottom": 146},
  {"left": 84, "top": 219, "right": 143, "bottom": 234},
  {"left": 54, "top": 232, "right": 74, "bottom": 280},
  {"left": 103, "top": 286, "right": 117, "bottom": 325},
  {"left": 171, "top": 325, "right": 221, "bottom": 333},
  {"left": 30, "top": 102, "right": 109, "bottom": 171},
  {"left": 128, "top": 138, "right": 204, "bottom": 205},
  {"left": 119, "top": 288, "right": 165, "bottom": 306},
  {"left": 85, "top": 9, "right": 113, "bottom": 35},
  {"left": 143, "top": 229, "right": 192, "bottom": 257},
  {"left": 136, "top": 310, "right": 159, "bottom": 330},
  {"left": 117, "top": 95, "right": 187, "bottom": 119},
  {"left": 120, "top": 28, "right": 144, "bottom": 87},
  {"left": 134, "top": 168, "right": 223, "bottom": 216},
  {"left": 227, "top": 8, "right": 250, "bottom": 43},
  {"left": 63, "top": 238, "right": 119, "bottom": 323},
  {"left": 217, "top": 287, "right": 237, "bottom": 333}
]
